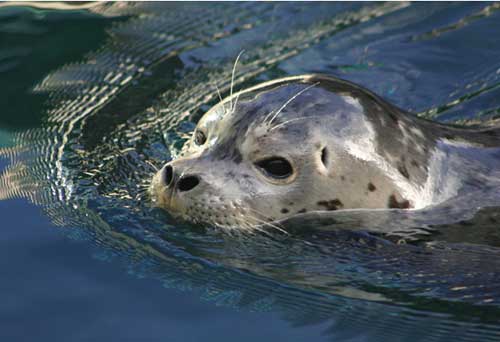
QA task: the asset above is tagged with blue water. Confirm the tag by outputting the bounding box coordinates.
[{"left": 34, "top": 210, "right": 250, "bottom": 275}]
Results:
[
  {"left": 1, "top": 3, "right": 500, "bottom": 341},
  {"left": 1, "top": 206, "right": 329, "bottom": 342}
]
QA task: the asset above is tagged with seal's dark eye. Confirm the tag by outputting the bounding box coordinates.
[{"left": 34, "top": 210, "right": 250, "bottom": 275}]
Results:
[
  {"left": 255, "top": 157, "right": 293, "bottom": 179},
  {"left": 194, "top": 130, "right": 207, "bottom": 145}
]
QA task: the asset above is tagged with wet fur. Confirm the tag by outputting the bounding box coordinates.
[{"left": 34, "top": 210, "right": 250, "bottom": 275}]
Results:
[{"left": 151, "top": 74, "right": 500, "bottom": 230}]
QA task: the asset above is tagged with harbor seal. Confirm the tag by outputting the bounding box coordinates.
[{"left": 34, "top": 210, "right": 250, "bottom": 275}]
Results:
[{"left": 151, "top": 74, "right": 500, "bottom": 230}]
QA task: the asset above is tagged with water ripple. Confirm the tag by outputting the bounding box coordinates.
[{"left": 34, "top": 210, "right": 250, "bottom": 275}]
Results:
[{"left": 1, "top": 3, "right": 500, "bottom": 341}]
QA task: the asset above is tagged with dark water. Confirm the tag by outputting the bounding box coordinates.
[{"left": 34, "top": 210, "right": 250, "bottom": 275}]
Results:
[{"left": 1, "top": 2, "right": 500, "bottom": 341}]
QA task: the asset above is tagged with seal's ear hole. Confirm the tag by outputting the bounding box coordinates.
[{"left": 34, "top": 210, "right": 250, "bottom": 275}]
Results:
[{"left": 320, "top": 147, "right": 329, "bottom": 169}]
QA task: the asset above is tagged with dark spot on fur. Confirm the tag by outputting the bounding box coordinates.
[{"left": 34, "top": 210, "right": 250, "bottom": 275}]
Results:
[
  {"left": 368, "top": 182, "right": 376, "bottom": 192},
  {"left": 232, "top": 148, "right": 243, "bottom": 164},
  {"left": 388, "top": 111, "right": 399, "bottom": 123},
  {"left": 281, "top": 208, "right": 289, "bottom": 214},
  {"left": 298, "top": 208, "right": 307, "bottom": 214},
  {"left": 388, "top": 194, "right": 410, "bottom": 209},
  {"left": 340, "top": 175, "right": 345, "bottom": 181},
  {"left": 444, "top": 134, "right": 455, "bottom": 140},
  {"left": 410, "top": 159, "right": 419, "bottom": 167},
  {"left": 249, "top": 149, "right": 261, "bottom": 159},
  {"left": 317, "top": 199, "right": 343, "bottom": 211},
  {"left": 397, "top": 161, "right": 410, "bottom": 179}
]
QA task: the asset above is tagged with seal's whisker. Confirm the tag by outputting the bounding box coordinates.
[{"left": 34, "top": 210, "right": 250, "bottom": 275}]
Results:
[
  {"left": 211, "top": 80, "right": 227, "bottom": 114},
  {"left": 230, "top": 50, "right": 245, "bottom": 113},
  {"left": 144, "top": 160, "right": 159, "bottom": 171},
  {"left": 244, "top": 209, "right": 289, "bottom": 235},
  {"left": 228, "top": 217, "right": 252, "bottom": 235},
  {"left": 247, "top": 215, "right": 287, "bottom": 236},
  {"left": 137, "top": 182, "right": 152, "bottom": 189},
  {"left": 251, "top": 226, "right": 274, "bottom": 237},
  {"left": 245, "top": 206, "right": 274, "bottom": 220},
  {"left": 269, "top": 115, "right": 321, "bottom": 131},
  {"left": 254, "top": 217, "right": 288, "bottom": 235},
  {"left": 265, "top": 82, "right": 319, "bottom": 126},
  {"left": 233, "top": 218, "right": 250, "bottom": 230},
  {"left": 136, "top": 186, "right": 151, "bottom": 198},
  {"left": 231, "top": 214, "right": 256, "bottom": 231},
  {"left": 236, "top": 216, "right": 273, "bottom": 237}
]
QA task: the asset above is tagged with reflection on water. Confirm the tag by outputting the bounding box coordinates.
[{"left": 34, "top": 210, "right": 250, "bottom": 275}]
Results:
[{"left": 1, "top": 2, "right": 500, "bottom": 341}]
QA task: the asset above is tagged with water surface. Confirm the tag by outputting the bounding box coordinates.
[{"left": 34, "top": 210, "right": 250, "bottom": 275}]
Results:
[{"left": 1, "top": 2, "right": 500, "bottom": 341}]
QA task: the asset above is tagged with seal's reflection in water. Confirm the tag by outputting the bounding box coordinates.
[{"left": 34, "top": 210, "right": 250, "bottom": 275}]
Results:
[{"left": 1, "top": 2, "right": 500, "bottom": 341}]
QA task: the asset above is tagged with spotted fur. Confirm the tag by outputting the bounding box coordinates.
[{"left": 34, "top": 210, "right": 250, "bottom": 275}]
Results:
[{"left": 151, "top": 74, "right": 500, "bottom": 230}]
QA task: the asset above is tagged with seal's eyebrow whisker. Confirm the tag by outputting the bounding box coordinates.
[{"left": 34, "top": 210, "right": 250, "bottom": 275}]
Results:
[
  {"left": 264, "top": 82, "right": 319, "bottom": 127},
  {"left": 213, "top": 83, "right": 231, "bottom": 115},
  {"left": 269, "top": 115, "right": 321, "bottom": 131},
  {"left": 229, "top": 50, "right": 245, "bottom": 114},
  {"left": 211, "top": 80, "right": 224, "bottom": 107},
  {"left": 231, "top": 89, "right": 242, "bottom": 115},
  {"left": 212, "top": 81, "right": 230, "bottom": 116}
]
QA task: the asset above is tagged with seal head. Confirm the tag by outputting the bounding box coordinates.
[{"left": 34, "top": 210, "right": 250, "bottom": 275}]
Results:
[{"left": 151, "top": 75, "right": 439, "bottom": 229}]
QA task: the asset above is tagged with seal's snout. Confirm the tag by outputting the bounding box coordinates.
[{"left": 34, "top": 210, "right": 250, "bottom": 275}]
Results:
[{"left": 161, "top": 163, "right": 201, "bottom": 193}]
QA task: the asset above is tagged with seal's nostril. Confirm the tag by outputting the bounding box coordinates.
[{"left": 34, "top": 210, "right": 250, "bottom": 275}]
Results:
[
  {"left": 178, "top": 175, "right": 200, "bottom": 192},
  {"left": 163, "top": 165, "right": 174, "bottom": 186}
]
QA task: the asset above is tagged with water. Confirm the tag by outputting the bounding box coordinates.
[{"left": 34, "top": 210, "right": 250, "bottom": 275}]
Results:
[{"left": 1, "top": 2, "right": 500, "bottom": 341}]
